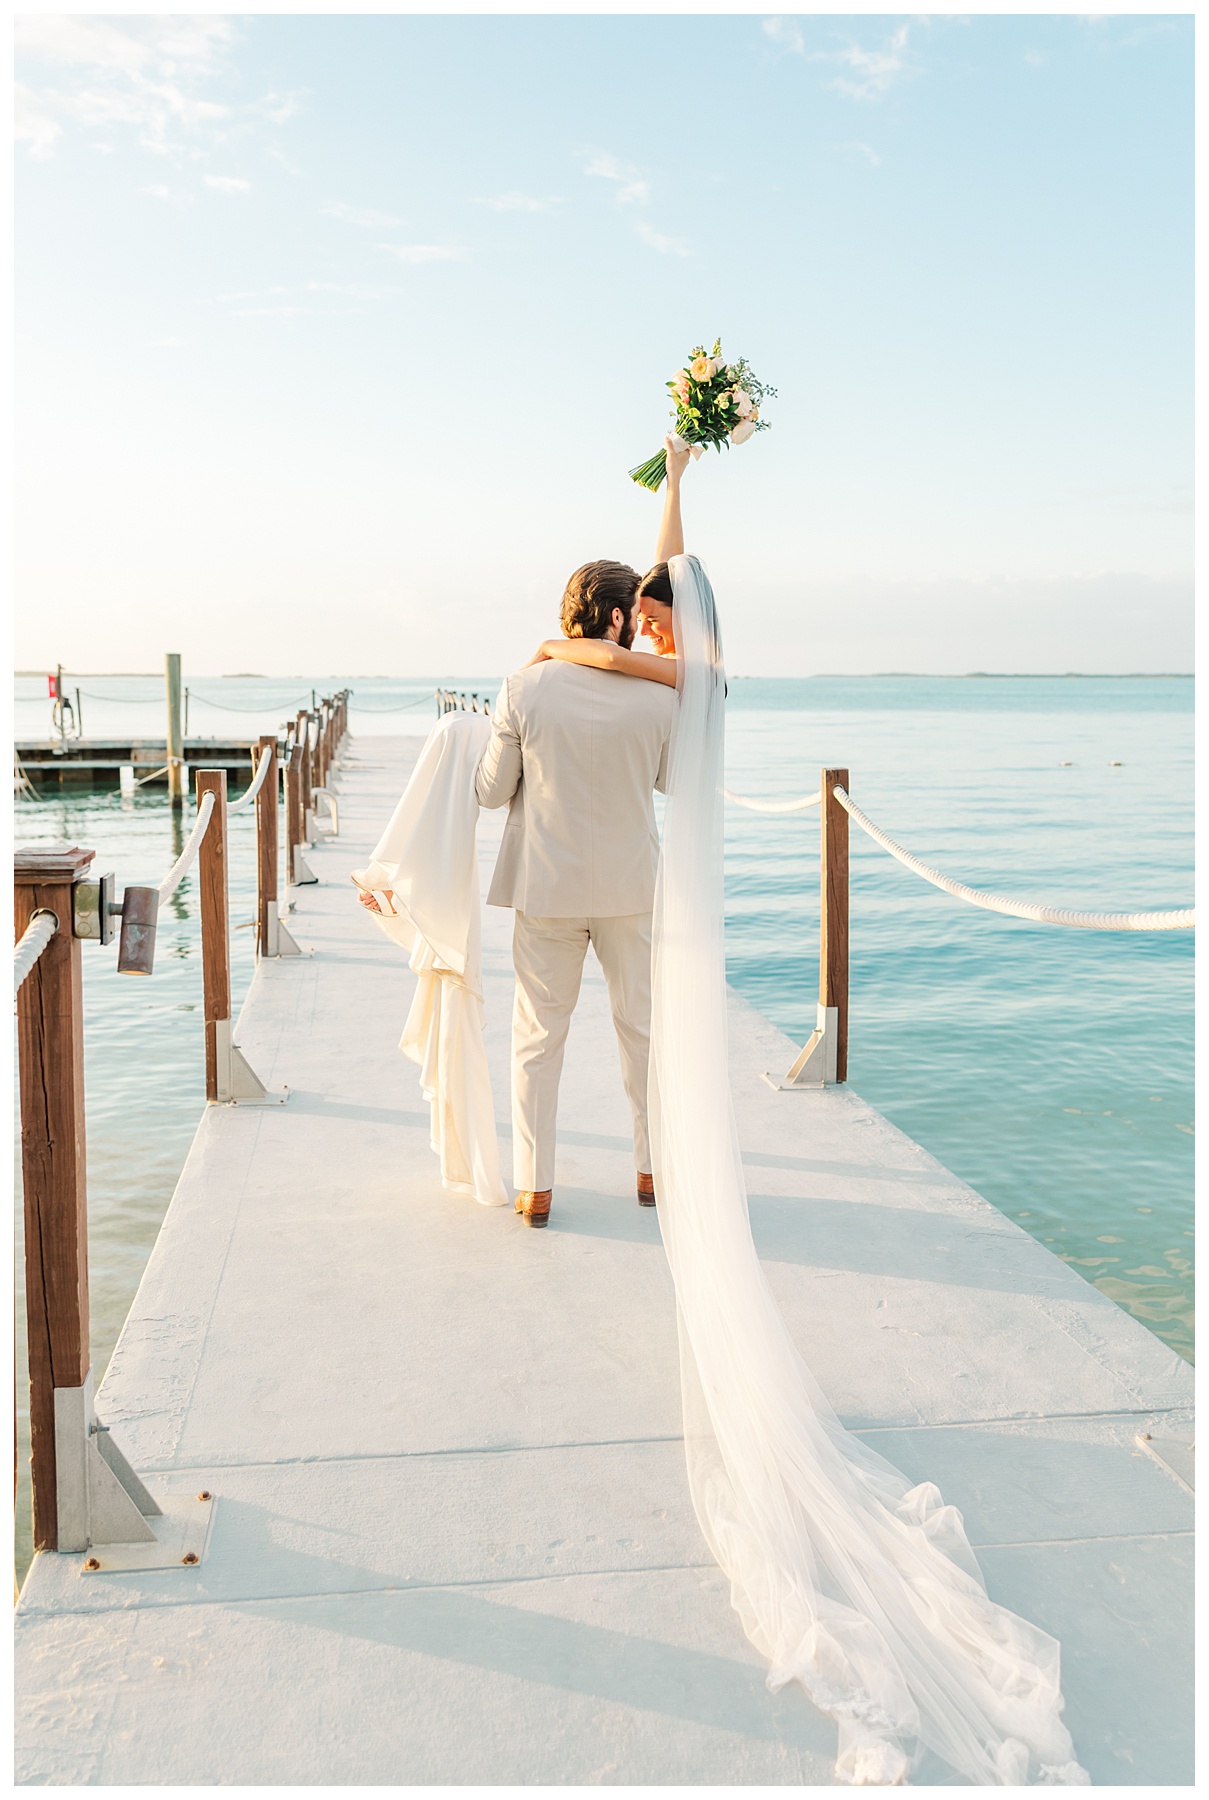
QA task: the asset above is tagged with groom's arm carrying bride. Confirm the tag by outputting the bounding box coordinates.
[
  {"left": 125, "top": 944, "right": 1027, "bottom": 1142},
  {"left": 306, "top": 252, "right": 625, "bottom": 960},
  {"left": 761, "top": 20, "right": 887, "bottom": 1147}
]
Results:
[{"left": 473, "top": 435, "right": 693, "bottom": 1227}]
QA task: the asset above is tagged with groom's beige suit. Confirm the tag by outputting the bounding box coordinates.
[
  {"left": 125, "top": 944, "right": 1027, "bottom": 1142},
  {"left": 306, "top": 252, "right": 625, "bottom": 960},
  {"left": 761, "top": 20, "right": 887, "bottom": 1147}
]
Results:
[{"left": 475, "top": 659, "right": 676, "bottom": 1191}]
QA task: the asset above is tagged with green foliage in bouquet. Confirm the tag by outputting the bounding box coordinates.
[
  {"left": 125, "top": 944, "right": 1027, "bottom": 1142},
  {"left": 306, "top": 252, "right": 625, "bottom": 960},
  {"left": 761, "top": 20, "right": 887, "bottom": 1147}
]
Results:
[{"left": 630, "top": 339, "right": 777, "bottom": 491}]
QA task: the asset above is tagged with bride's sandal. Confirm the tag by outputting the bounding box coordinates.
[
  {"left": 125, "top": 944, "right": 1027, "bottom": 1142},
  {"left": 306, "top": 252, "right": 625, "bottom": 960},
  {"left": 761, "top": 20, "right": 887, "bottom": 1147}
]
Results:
[{"left": 637, "top": 1173, "right": 656, "bottom": 1208}]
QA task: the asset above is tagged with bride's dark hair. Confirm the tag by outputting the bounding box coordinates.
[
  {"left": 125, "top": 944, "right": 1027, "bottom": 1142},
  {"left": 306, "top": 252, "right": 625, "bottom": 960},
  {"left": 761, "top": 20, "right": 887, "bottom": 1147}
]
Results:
[{"left": 637, "top": 562, "right": 674, "bottom": 609}]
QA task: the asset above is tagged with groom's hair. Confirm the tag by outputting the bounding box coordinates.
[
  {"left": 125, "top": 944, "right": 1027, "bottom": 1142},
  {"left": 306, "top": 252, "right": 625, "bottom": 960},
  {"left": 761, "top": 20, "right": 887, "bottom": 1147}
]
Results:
[{"left": 561, "top": 560, "right": 641, "bottom": 640}]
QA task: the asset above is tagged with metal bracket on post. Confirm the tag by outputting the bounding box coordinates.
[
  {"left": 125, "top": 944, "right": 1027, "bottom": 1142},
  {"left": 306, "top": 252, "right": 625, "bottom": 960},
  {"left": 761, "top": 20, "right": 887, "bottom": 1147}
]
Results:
[
  {"left": 265, "top": 904, "right": 305, "bottom": 957},
  {"left": 53, "top": 1372, "right": 214, "bottom": 1572},
  {"left": 291, "top": 843, "right": 318, "bottom": 886},
  {"left": 764, "top": 1005, "right": 839, "bottom": 1090},
  {"left": 212, "top": 1016, "right": 287, "bottom": 1105},
  {"left": 311, "top": 788, "right": 339, "bottom": 836}
]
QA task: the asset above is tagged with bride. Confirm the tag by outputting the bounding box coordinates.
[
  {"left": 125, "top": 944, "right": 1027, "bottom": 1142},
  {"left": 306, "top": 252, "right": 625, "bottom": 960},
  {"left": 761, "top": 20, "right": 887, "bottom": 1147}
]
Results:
[{"left": 515, "top": 438, "right": 1088, "bottom": 1787}]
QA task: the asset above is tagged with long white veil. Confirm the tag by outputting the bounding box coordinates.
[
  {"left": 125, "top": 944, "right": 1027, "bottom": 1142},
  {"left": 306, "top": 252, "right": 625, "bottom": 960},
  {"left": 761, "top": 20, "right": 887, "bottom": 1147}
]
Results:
[{"left": 648, "top": 554, "right": 1089, "bottom": 1787}]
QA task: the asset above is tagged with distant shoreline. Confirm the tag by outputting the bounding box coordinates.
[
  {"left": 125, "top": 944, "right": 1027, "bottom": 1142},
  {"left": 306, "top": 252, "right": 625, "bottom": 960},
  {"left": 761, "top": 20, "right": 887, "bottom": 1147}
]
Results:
[{"left": 784, "top": 672, "right": 1195, "bottom": 681}]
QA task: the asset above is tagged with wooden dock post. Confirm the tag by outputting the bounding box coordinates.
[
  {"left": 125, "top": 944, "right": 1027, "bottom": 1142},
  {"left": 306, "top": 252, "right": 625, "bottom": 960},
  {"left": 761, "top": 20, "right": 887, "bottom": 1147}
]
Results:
[
  {"left": 16, "top": 846, "right": 165, "bottom": 1556},
  {"left": 296, "top": 711, "right": 314, "bottom": 843},
  {"left": 820, "top": 767, "right": 850, "bottom": 1083},
  {"left": 15, "top": 845, "right": 94, "bottom": 1551},
  {"left": 196, "top": 769, "right": 277, "bottom": 1098},
  {"left": 255, "top": 734, "right": 277, "bottom": 958},
  {"left": 286, "top": 737, "right": 317, "bottom": 885},
  {"left": 165, "top": 654, "right": 185, "bottom": 804},
  {"left": 765, "top": 766, "right": 850, "bottom": 1089},
  {"left": 285, "top": 741, "right": 302, "bottom": 874},
  {"left": 195, "top": 770, "right": 230, "bottom": 1103}
]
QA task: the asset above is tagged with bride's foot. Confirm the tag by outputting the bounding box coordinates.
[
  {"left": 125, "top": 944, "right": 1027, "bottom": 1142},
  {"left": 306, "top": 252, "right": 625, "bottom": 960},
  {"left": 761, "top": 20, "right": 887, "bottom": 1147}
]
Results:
[
  {"left": 637, "top": 1173, "right": 656, "bottom": 1208},
  {"left": 514, "top": 1189, "right": 552, "bottom": 1228}
]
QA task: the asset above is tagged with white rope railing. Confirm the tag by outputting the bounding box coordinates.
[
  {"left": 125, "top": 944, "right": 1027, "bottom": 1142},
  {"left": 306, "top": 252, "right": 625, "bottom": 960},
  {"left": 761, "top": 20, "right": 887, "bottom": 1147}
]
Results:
[
  {"left": 832, "top": 785, "right": 1194, "bottom": 932},
  {"left": 158, "top": 790, "right": 216, "bottom": 905},
  {"left": 725, "top": 788, "right": 821, "bottom": 814},
  {"left": 14, "top": 909, "right": 59, "bottom": 995},
  {"left": 227, "top": 747, "right": 273, "bottom": 816}
]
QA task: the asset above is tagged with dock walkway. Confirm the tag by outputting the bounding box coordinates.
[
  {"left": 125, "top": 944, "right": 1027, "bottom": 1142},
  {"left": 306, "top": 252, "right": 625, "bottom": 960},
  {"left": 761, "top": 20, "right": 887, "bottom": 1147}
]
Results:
[{"left": 16, "top": 736, "right": 1193, "bottom": 1785}]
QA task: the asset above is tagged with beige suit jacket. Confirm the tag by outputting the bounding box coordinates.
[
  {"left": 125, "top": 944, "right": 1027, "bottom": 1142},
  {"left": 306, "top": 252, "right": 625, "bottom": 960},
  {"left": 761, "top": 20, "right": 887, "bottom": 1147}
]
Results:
[{"left": 475, "top": 660, "right": 676, "bottom": 916}]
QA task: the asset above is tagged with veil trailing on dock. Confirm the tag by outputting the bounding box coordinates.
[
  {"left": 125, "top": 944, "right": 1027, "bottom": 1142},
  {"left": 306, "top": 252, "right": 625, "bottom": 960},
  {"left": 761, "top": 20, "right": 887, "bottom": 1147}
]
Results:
[{"left": 648, "top": 554, "right": 1089, "bottom": 1787}]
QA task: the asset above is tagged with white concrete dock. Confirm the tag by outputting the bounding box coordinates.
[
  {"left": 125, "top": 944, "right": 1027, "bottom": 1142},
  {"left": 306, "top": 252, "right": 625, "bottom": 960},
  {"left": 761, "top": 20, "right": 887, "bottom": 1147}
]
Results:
[{"left": 16, "top": 736, "right": 1193, "bottom": 1785}]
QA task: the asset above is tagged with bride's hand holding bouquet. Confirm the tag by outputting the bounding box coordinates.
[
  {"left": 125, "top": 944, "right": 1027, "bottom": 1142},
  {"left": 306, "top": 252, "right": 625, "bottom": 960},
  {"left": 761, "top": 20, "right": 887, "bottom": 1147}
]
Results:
[{"left": 629, "top": 339, "right": 775, "bottom": 492}]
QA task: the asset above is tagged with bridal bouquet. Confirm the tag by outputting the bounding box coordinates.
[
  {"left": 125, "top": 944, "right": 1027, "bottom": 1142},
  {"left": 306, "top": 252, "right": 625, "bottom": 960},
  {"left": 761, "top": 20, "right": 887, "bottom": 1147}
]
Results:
[{"left": 629, "top": 339, "right": 776, "bottom": 491}]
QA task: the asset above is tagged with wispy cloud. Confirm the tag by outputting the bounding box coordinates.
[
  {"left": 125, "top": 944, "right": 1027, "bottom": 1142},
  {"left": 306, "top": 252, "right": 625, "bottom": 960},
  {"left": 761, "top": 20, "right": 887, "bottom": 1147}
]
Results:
[
  {"left": 143, "top": 182, "right": 173, "bottom": 200},
  {"left": 578, "top": 148, "right": 689, "bottom": 256},
  {"left": 762, "top": 16, "right": 805, "bottom": 56},
  {"left": 14, "top": 16, "right": 301, "bottom": 163},
  {"left": 251, "top": 91, "right": 305, "bottom": 127},
  {"left": 474, "top": 192, "right": 561, "bottom": 213},
  {"left": 15, "top": 84, "right": 63, "bottom": 158},
  {"left": 205, "top": 174, "right": 250, "bottom": 194},
  {"left": 323, "top": 201, "right": 404, "bottom": 230},
  {"left": 213, "top": 285, "right": 293, "bottom": 305},
  {"left": 580, "top": 151, "right": 650, "bottom": 206},
  {"left": 811, "top": 24, "right": 913, "bottom": 102},
  {"left": 635, "top": 221, "right": 691, "bottom": 258},
  {"left": 16, "top": 16, "right": 234, "bottom": 155},
  {"left": 307, "top": 281, "right": 393, "bottom": 301},
  {"left": 232, "top": 306, "right": 307, "bottom": 319},
  {"left": 377, "top": 243, "right": 468, "bottom": 266},
  {"left": 833, "top": 140, "right": 882, "bottom": 168}
]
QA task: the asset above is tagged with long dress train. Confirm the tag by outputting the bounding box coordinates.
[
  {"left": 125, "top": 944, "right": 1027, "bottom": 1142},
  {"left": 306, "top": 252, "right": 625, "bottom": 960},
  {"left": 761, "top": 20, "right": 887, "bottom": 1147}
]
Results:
[{"left": 647, "top": 554, "right": 1089, "bottom": 1786}]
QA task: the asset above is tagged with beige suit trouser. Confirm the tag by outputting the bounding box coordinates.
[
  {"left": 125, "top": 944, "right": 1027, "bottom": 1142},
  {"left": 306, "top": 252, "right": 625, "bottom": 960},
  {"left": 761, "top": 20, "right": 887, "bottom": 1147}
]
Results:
[{"left": 511, "top": 911, "right": 653, "bottom": 1193}]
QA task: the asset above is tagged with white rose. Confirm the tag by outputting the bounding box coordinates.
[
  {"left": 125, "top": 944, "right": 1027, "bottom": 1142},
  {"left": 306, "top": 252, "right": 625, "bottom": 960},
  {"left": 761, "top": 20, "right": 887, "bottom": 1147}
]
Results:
[{"left": 730, "top": 419, "right": 758, "bottom": 445}]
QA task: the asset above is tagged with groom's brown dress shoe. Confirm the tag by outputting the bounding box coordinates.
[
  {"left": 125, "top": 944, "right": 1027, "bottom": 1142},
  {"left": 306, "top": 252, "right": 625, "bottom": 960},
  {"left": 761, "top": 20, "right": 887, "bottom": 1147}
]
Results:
[
  {"left": 515, "top": 1189, "right": 552, "bottom": 1228},
  {"left": 637, "top": 1172, "right": 656, "bottom": 1208}
]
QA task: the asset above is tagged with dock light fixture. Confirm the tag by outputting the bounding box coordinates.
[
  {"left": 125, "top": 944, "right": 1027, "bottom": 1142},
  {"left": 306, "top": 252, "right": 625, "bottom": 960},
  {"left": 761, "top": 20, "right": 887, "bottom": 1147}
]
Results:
[
  {"left": 72, "top": 873, "right": 117, "bottom": 945},
  {"left": 116, "top": 886, "right": 159, "bottom": 975}
]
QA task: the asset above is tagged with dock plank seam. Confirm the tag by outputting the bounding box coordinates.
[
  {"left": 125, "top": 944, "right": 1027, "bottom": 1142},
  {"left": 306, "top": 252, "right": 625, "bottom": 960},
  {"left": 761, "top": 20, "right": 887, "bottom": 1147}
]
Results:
[{"left": 18, "top": 1532, "right": 1193, "bottom": 1623}]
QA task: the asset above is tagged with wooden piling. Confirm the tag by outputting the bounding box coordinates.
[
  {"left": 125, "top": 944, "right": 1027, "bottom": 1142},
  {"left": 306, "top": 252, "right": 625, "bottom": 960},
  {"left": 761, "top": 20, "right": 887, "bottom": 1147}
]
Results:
[
  {"left": 15, "top": 844, "right": 95, "bottom": 1551},
  {"left": 165, "top": 654, "right": 184, "bottom": 803},
  {"left": 286, "top": 742, "right": 304, "bottom": 879},
  {"left": 820, "top": 768, "right": 850, "bottom": 1083},
  {"left": 255, "top": 735, "right": 278, "bottom": 959},
  {"left": 195, "top": 770, "right": 230, "bottom": 1102},
  {"left": 295, "top": 712, "right": 313, "bottom": 833}
]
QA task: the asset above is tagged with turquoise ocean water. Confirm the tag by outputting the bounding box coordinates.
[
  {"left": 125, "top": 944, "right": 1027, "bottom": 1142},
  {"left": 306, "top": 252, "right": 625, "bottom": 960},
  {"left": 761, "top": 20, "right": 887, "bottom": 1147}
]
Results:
[{"left": 14, "top": 673, "right": 1193, "bottom": 1576}]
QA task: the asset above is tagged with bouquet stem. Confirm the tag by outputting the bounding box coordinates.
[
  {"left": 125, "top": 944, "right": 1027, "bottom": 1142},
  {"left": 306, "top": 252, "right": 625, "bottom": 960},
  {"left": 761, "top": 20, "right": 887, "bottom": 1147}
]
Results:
[{"left": 629, "top": 449, "right": 667, "bottom": 492}]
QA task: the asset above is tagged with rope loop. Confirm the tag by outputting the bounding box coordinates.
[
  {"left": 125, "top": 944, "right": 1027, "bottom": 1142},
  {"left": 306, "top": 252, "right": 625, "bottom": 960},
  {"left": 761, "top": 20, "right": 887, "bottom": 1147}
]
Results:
[
  {"left": 227, "top": 746, "right": 273, "bottom": 816},
  {"left": 831, "top": 786, "right": 1193, "bottom": 932},
  {"left": 725, "top": 788, "right": 821, "bottom": 814},
  {"left": 158, "top": 790, "right": 216, "bottom": 905},
  {"left": 14, "top": 909, "right": 59, "bottom": 996}
]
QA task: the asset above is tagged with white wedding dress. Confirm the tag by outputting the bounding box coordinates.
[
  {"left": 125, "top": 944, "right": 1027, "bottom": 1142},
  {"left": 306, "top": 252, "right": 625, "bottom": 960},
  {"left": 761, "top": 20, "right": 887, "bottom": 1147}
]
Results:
[
  {"left": 360, "top": 594, "right": 1089, "bottom": 1785},
  {"left": 650, "top": 554, "right": 1088, "bottom": 1786},
  {"left": 352, "top": 711, "right": 507, "bottom": 1209}
]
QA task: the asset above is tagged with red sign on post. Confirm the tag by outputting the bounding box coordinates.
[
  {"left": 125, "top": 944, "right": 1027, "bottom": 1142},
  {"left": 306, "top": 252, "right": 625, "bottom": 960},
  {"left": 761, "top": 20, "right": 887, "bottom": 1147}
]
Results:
[{"left": 47, "top": 674, "right": 59, "bottom": 699}]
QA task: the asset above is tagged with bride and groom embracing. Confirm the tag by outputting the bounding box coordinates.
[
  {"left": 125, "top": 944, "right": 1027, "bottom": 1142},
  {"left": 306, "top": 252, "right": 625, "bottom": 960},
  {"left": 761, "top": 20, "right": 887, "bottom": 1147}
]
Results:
[{"left": 353, "top": 440, "right": 1089, "bottom": 1788}]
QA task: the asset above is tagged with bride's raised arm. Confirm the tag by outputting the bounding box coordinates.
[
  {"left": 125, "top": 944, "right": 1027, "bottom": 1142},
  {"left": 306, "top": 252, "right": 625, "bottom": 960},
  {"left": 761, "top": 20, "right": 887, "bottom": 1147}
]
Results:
[
  {"left": 525, "top": 636, "right": 678, "bottom": 687},
  {"left": 654, "top": 433, "right": 691, "bottom": 563},
  {"left": 521, "top": 435, "right": 692, "bottom": 687}
]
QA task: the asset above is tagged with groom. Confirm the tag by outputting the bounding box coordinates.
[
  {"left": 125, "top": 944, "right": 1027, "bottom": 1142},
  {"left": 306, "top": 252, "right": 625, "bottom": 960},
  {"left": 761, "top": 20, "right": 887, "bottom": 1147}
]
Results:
[{"left": 474, "top": 561, "right": 676, "bottom": 1227}]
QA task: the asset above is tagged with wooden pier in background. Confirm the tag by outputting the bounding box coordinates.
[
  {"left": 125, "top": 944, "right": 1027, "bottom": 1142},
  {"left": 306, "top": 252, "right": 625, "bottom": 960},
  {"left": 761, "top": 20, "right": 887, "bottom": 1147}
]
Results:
[{"left": 14, "top": 734, "right": 1193, "bottom": 1785}]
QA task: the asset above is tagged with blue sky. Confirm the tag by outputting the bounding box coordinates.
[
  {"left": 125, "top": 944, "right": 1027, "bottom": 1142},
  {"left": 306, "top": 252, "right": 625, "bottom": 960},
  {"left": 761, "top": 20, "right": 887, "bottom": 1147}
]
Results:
[{"left": 15, "top": 12, "right": 1193, "bottom": 675}]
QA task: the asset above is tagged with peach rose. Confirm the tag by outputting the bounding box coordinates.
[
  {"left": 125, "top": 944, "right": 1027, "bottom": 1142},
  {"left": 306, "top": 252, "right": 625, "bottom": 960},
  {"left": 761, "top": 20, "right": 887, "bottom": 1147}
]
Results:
[
  {"left": 689, "top": 355, "right": 715, "bottom": 382},
  {"left": 730, "top": 419, "right": 758, "bottom": 445},
  {"left": 733, "top": 388, "right": 754, "bottom": 418},
  {"left": 670, "top": 371, "right": 691, "bottom": 404}
]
